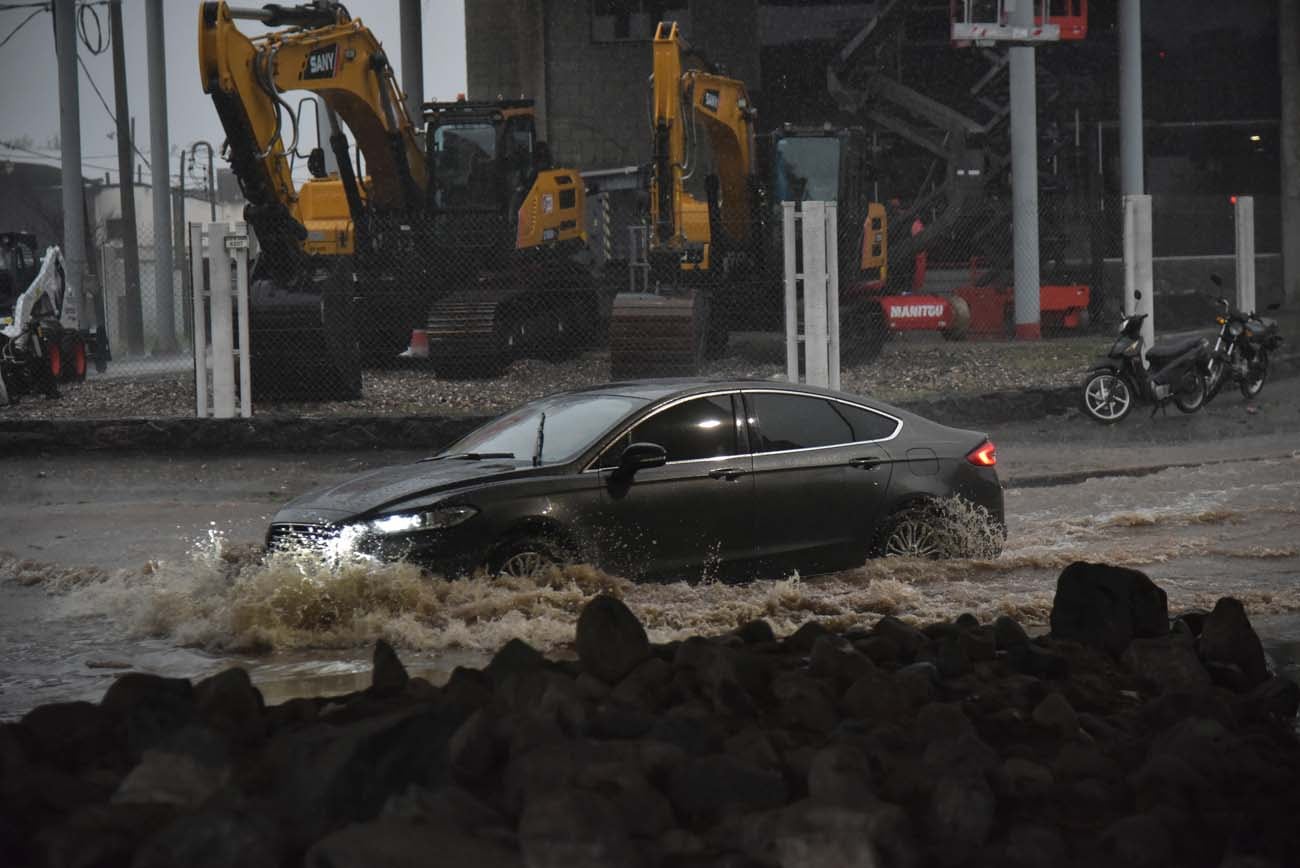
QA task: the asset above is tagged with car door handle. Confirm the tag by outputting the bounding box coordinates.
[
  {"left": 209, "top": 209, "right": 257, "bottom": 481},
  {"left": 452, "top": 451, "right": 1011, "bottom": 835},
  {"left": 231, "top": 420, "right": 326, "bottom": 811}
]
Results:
[
  {"left": 708, "top": 467, "right": 747, "bottom": 481},
  {"left": 848, "top": 456, "right": 882, "bottom": 469}
]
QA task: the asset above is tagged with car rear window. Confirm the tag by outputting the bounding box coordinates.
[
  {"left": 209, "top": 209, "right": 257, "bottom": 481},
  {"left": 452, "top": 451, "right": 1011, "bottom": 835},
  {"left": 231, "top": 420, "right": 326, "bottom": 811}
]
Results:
[{"left": 748, "top": 393, "right": 897, "bottom": 452}]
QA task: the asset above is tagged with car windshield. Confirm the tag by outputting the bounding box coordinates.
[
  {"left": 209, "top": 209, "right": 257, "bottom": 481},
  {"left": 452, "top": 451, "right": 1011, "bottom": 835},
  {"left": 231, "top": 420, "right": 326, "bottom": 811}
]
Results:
[{"left": 441, "top": 392, "right": 649, "bottom": 465}]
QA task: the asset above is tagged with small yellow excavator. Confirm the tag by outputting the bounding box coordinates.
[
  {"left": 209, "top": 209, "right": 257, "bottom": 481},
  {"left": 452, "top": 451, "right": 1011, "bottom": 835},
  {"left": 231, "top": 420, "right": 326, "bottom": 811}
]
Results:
[
  {"left": 198, "top": 1, "right": 594, "bottom": 397},
  {"left": 608, "top": 21, "right": 903, "bottom": 379},
  {"left": 608, "top": 21, "right": 759, "bottom": 378}
]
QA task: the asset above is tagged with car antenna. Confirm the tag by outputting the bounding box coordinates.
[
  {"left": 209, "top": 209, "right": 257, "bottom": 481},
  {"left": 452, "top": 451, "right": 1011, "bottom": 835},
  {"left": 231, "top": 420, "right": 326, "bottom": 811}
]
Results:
[{"left": 532, "top": 412, "right": 546, "bottom": 467}]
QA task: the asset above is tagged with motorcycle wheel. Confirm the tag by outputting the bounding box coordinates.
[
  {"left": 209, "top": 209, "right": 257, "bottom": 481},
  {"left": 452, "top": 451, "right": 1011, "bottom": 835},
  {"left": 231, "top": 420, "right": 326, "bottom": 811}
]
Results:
[
  {"left": 1173, "top": 370, "right": 1206, "bottom": 413},
  {"left": 1082, "top": 371, "right": 1134, "bottom": 424},
  {"left": 1203, "top": 351, "right": 1229, "bottom": 404},
  {"left": 1240, "top": 349, "right": 1268, "bottom": 399}
]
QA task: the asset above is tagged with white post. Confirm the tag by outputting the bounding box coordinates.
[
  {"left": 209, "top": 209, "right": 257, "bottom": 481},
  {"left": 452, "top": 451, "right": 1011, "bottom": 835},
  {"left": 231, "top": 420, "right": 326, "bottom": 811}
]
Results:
[
  {"left": 232, "top": 222, "right": 252, "bottom": 418},
  {"left": 825, "top": 202, "right": 841, "bottom": 391},
  {"left": 802, "top": 201, "right": 830, "bottom": 387},
  {"left": 782, "top": 202, "right": 799, "bottom": 381},
  {"left": 1123, "top": 194, "right": 1155, "bottom": 361},
  {"left": 1234, "top": 196, "right": 1257, "bottom": 315},
  {"left": 189, "top": 223, "right": 207, "bottom": 416},
  {"left": 207, "top": 223, "right": 236, "bottom": 418}
]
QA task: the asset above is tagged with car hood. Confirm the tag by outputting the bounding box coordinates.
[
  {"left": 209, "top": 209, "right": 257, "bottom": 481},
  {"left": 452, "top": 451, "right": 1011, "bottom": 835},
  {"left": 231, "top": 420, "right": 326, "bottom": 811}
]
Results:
[{"left": 279, "top": 457, "right": 538, "bottom": 521}]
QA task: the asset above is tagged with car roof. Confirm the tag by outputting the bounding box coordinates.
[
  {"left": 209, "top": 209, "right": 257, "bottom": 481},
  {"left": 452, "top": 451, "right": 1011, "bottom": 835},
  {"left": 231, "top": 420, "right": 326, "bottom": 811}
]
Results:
[{"left": 561, "top": 377, "right": 914, "bottom": 416}]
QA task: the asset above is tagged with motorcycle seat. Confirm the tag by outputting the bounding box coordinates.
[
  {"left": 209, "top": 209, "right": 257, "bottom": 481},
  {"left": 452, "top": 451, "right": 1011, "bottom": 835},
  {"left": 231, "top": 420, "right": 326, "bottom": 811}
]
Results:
[{"left": 1145, "top": 336, "right": 1203, "bottom": 364}]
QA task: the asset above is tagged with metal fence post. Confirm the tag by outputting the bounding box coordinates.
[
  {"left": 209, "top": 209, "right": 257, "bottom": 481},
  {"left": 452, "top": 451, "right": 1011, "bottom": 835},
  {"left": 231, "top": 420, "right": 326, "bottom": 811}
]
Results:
[
  {"left": 1123, "top": 194, "right": 1155, "bottom": 361},
  {"left": 783, "top": 202, "right": 799, "bottom": 381},
  {"left": 1234, "top": 195, "right": 1257, "bottom": 315},
  {"left": 189, "top": 223, "right": 207, "bottom": 416},
  {"left": 825, "top": 202, "right": 841, "bottom": 391},
  {"left": 803, "top": 201, "right": 830, "bottom": 386}
]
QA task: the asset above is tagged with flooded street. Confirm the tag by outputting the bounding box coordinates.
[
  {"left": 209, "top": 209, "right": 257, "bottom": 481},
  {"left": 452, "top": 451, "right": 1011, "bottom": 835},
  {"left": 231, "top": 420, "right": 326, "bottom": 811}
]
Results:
[{"left": 1, "top": 380, "right": 1298, "bottom": 719}]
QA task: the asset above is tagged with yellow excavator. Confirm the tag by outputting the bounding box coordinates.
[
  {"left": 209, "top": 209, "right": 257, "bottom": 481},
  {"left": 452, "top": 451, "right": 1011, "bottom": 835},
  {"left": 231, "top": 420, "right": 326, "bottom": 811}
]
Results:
[
  {"left": 609, "top": 21, "right": 759, "bottom": 378},
  {"left": 609, "top": 21, "right": 895, "bottom": 378},
  {"left": 198, "top": 1, "right": 593, "bottom": 397}
]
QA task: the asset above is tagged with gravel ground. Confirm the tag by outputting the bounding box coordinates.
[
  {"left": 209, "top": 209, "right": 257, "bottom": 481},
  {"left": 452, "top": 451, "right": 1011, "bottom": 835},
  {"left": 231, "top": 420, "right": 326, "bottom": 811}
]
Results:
[{"left": 2, "top": 333, "right": 1100, "bottom": 420}]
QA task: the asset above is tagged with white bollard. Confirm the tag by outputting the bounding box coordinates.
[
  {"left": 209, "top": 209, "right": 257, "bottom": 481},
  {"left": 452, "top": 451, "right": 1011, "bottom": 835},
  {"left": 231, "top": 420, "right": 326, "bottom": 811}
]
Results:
[
  {"left": 1234, "top": 195, "right": 1257, "bottom": 315},
  {"left": 783, "top": 201, "right": 841, "bottom": 389},
  {"left": 1123, "top": 194, "right": 1155, "bottom": 362},
  {"left": 190, "top": 222, "right": 252, "bottom": 418}
]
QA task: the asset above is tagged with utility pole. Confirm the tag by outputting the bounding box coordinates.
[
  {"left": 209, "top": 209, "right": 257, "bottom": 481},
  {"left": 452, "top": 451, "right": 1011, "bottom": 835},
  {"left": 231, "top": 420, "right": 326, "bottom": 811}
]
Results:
[
  {"left": 1281, "top": 0, "right": 1300, "bottom": 306},
  {"left": 1119, "top": 0, "right": 1144, "bottom": 195},
  {"left": 399, "top": 0, "right": 424, "bottom": 120},
  {"left": 53, "top": 0, "right": 87, "bottom": 313},
  {"left": 109, "top": 0, "right": 144, "bottom": 354},
  {"left": 1009, "top": 0, "right": 1041, "bottom": 339},
  {"left": 146, "top": 0, "right": 176, "bottom": 352}
]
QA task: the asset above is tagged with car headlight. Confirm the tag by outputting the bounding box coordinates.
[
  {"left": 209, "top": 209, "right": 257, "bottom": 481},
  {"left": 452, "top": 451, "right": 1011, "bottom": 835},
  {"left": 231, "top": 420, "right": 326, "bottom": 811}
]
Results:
[{"left": 362, "top": 506, "right": 478, "bottom": 536}]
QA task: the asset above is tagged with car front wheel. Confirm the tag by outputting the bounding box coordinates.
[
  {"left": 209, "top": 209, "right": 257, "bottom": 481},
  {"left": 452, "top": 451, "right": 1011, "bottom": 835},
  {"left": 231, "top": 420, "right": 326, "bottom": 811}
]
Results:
[{"left": 489, "top": 533, "right": 570, "bottom": 578}]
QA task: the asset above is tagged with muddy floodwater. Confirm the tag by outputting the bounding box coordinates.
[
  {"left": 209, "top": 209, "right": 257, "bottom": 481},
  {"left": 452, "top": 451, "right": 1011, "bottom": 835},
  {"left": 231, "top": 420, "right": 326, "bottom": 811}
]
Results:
[{"left": 1, "top": 448, "right": 1296, "bottom": 719}]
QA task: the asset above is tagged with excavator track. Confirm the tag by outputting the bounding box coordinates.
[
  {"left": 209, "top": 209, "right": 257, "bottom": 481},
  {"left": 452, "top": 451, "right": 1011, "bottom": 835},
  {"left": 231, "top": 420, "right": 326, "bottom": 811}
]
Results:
[
  {"left": 424, "top": 285, "right": 600, "bottom": 377},
  {"left": 248, "top": 275, "right": 361, "bottom": 401},
  {"left": 608, "top": 290, "right": 709, "bottom": 380}
]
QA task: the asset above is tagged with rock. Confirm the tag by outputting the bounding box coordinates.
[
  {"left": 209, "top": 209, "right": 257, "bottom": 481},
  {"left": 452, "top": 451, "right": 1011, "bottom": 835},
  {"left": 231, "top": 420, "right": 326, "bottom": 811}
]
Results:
[
  {"left": 810, "top": 635, "right": 875, "bottom": 687},
  {"left": 1099, "top": 813, "right": 1172, "bottom": 868},
  {"left": 955, "top": 613, "right": 980, "bottom": 630},
  {"left": 306, "top": 818, "right": 523, "bottom": 868},
  {"left": 269, "top": 704, "right": 465, "bottom": 849},
  {"left": 841, "top": 670, "right": 909, "bottom": 724},
  {"left": 1199, "top": 597, "right": 1269, "bottom": 689},
  {"left": 1007, "top": 641, "right": 1070, "bottom": 679},
  {"left": 574, "top": 764, "right": 676, "bottom": 840},
  {"left": 484, "top": 639, "right": 547, "bottom": 685},
  {"left": 38, "top": 803, "right": 176, "bottom": 868},
  {"left": 1054, "top": 742, "right": 1123, "bottom": 784},
  {"left": 519, "top": 787, "right": 636, "bottom": 868},
  {"left": 404, "top": 677, "right": 437, "bottom": 701},
  {"left": 382, "top": 784, "right": 509, "bottom": 834},
  {"left": 993, "top": 616, "right": 1031, "bottom": 650},
  {"left": 100, "top": 673, "right": 196, "bottom": 757},
  {"left": 807, "top": 744, "right": 875, "bottom": 805},
  {"left": 926, "top": 775, "right": 996, "bottom": 864},
  {"left": 784, "top": 620, "right": 834, "bottom": 653},
  {"left": 131, "top": 807, "right": 280, "bottom": 868},
  {"left": 370, "top": 639, "right": 410, "bottom": 696},
  {"left": 921, "top": 732, "right": 999, "bottom": 779},
  {"left": 958, "top": 628, "right": 997, "bottom": 663},
  {"left": 113, "top": 737, "right": 229, "bottom": 809},
  {"left": 771, "top": 672, "right": 838, "bottom": 734},
  {"left": 20, "top": 700, "right": 122, "bottom": 772},
  {"left": 1122, "top": 636, "right": 1212, "bottom": 694},
  {"left": 853, "top": 635, "right": 900, "bottom": 665},
  {"left": 668, "top": 755, "right": 788, "bottom": 822},
  {"left": 913, "top": 703, "right": 974, "bottom": 743},
  {"left": 1236, "top": 676, "right": 1300, "bottom": 722},
  {"left": 872, "top": 617, "right": 928, "bottom": 661},
  {"left": 194, "top": 668, "right": 264, "bottom": 743},
  {"left": 576, "top": 594, "right": 651, "bottom": 684},
  {"left": 992, "top": 757, "right": 1055, "bottom": 801},
  {"left": 1002, "top": 823, "right": 1067, "bottom": 868},
  {"left": 734, "top": 620, "right": 776, "bottom": 645},
  {"left": 742, "top": 801, "right": 906, "bottom": 868},
  {"left": 611, "top": 657, "right": 674, "bottom": 711},
  {"left": 1131, "top": 753, "right": 1213, "bottom": 816},
  {"left": 724, "top": 727, "right": 781, "bottom": 770},
  {"left": 1031, "top": 692, "right": 1080, "bottom": 738},
  {"left": 935, "top": 635, "right": 971, "bottom": 679},
  {"left": 1049, "top": 562, "right": 1169, "bottom": 656},
  {"left": 448, "top": 708, "right": 499, "bottom": 782}
]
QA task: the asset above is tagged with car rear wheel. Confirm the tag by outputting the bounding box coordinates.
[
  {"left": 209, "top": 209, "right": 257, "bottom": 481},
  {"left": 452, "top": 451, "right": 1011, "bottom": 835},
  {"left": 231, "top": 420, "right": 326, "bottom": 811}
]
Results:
[
  {"left": 875, "top": 504, "right": 949, "bottom": 559},
  {"left": 489, "top": 533, "right": 569, "bottom": 578}
]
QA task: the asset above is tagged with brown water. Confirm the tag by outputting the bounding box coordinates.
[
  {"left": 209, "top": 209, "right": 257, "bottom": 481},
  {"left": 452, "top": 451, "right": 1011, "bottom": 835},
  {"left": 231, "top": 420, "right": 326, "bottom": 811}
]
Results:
[{"left": 1, "top": 452, "right": 1297, "bottom": 719}]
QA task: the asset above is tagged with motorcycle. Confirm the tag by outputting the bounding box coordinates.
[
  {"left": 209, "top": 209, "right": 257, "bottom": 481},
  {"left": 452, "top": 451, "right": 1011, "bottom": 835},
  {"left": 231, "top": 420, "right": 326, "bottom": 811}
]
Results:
[
  {"left": 1203, "top": 274, "right": 1284, "bottom": 404},
  {"left": 1082, "top": 295, "right": 1210, "bottom": 424}
]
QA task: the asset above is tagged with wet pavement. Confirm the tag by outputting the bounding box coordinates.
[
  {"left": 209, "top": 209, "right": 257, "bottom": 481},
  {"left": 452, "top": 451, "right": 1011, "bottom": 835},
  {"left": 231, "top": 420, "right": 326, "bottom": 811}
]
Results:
[{"left": 0, "top": 373, "right": 1296, "bottom": 719}]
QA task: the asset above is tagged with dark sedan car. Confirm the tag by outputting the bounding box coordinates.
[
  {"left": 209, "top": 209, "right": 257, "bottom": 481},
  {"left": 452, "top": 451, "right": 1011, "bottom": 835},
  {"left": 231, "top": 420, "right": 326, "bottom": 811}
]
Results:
[{"left": 267, "top": 380, "right": 1004, "bottom": 579}]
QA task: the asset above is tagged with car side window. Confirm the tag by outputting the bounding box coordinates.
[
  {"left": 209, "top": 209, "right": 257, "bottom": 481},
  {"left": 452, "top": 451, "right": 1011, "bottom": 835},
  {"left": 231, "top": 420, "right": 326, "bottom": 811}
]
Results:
[
  {"left": 597, "top": 394, "right": 737, "bottom": 467},
  {"left": 835, "top": 401, "right": 900, "bottom": 441},
  {"left": 749, "top": 393, "right": 893, "bottom": 452}
]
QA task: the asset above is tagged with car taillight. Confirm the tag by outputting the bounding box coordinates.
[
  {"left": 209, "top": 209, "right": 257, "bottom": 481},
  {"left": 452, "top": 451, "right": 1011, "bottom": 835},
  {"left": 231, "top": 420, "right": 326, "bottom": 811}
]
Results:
[{"left": 967, "top": 440, "right": 997, "bottom": 467}]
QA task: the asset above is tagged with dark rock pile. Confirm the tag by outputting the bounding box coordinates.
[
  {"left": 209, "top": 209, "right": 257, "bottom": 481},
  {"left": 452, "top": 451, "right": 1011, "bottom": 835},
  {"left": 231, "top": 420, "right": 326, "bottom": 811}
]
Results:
[{"left": 3, "top": 561, "right": 1299, "bottom": 867}]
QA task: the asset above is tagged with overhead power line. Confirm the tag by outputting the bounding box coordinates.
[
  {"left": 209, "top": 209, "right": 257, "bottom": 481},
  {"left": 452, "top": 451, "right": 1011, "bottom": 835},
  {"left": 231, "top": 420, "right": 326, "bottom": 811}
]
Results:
[{"left": 0, "top": 6, "right": 42, "bottom": 48}]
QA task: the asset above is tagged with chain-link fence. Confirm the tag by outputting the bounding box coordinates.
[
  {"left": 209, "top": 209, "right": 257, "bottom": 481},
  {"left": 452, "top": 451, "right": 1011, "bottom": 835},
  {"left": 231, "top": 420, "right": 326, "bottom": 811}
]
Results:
[{"left": 4, "top": 178, "right": 1277, "bottom": 421}]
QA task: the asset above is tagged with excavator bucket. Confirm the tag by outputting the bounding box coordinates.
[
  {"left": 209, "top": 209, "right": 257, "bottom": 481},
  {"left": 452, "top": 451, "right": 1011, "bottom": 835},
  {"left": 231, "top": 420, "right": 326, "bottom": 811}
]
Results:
[
  {"left": 609, "top": 290, "right": 709, "bottom": 379},
  {"left": 247, "top": 271, "right": 361, "bottom": 401}
]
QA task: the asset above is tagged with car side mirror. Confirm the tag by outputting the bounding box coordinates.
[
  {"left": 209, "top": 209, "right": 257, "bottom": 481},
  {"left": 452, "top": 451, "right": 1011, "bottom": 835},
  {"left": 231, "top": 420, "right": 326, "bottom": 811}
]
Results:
[
  {"left": 616, "top": 442, "right": 667, "bottom": 478},
  {"left": 1210, "top": 272, "right": 1223, "bottom": 288}
]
